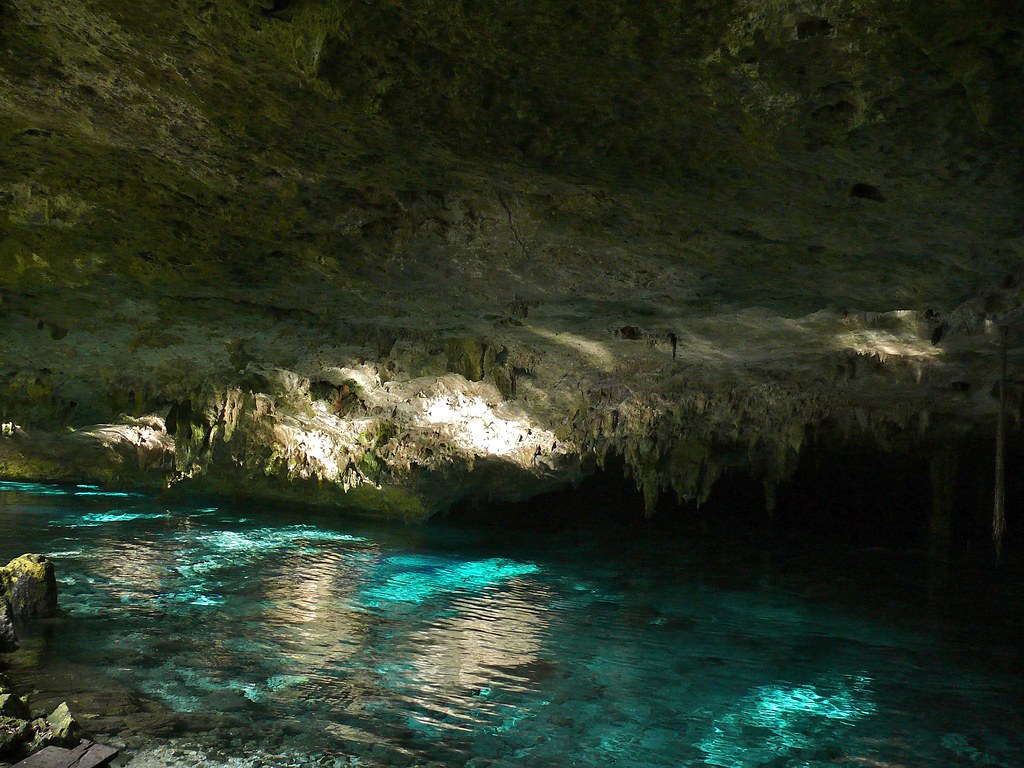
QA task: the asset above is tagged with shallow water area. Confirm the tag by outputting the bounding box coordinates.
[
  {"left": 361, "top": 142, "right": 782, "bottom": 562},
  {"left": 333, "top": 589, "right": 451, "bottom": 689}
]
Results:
[{"left": 0, "top": 480, "right": 1022, "bottom": 767}]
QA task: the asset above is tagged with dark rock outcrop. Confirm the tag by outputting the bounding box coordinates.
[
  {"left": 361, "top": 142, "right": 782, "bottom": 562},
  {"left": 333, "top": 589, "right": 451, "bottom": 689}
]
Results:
[
  {"left": 0, "top": 715, "right": 31, "bottom": 759},
  {"left": 0, "top": 599, "right": 16, "bottom": 653},
  {"left": 0, "top": 693, "right": 30, "bottom": 720}
]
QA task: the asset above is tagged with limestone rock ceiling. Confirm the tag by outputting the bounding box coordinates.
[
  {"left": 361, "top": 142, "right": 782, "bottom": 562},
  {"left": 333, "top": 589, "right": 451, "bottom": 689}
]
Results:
[{"left": 0, "top": 0, "right": 1022, "bottom": 515}]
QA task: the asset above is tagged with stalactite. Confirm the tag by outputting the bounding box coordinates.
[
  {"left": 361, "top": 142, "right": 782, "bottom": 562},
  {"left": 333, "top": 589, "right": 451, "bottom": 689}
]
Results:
[{"left": 993, "top": 325, "right": 1008, "bottom": 561}]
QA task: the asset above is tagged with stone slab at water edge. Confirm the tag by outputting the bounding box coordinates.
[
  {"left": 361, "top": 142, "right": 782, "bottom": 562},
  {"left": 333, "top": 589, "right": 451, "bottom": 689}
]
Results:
[{"left": 12, "top": 740, "right": 118, "bottom": 768}]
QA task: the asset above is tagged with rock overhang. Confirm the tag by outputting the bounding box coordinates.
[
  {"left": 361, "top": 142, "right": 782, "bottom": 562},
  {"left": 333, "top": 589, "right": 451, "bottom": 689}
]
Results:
[{"left": 0, "top": 0, "right": 1022, "bottom": 516}]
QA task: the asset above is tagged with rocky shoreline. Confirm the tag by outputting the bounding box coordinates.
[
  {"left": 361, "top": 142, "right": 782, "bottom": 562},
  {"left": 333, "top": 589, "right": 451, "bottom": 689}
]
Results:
[{"left": 0, "top": 554, "right": 84, "bottom": 764}]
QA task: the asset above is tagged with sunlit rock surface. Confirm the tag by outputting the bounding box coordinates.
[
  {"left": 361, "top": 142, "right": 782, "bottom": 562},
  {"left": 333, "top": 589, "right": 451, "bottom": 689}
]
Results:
[
  {"left": 1, "top": 553, "right": 58, "bottom": 618},
  {"left": 1, "top": 0, "right": 1022, "bottom": 515}
]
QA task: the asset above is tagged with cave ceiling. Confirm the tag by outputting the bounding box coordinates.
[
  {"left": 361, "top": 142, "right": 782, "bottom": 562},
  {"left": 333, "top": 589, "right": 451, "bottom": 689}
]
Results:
[{"left": 0, "top": 0, "right": 1022, "bottom": 514}]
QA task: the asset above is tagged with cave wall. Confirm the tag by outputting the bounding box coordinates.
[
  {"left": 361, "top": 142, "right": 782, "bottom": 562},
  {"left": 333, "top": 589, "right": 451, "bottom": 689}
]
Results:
[{"left": 0, "top": 0, "right": 1022, "bottom": 521}]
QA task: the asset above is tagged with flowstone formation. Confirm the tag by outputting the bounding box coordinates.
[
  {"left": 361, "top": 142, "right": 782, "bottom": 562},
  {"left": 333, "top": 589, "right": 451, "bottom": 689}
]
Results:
[{"left": 0, "top": 0, "right": 1022, "bottom": 518}]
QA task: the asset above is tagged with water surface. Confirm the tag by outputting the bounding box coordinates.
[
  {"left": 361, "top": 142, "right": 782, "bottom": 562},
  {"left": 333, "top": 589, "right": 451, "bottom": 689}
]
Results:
[{"left": 0, "top": 481, "right": 1021, "bottom": 767}]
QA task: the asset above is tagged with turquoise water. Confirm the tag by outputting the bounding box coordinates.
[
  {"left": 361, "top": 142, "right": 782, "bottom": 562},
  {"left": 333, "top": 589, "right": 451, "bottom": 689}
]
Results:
[{"left": 0, "top": 481, "right": 1022, "bottom": 767}]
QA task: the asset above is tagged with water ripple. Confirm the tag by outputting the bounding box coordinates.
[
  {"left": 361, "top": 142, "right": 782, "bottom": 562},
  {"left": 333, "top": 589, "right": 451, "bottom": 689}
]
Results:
[{"left": 0, "top": 484, "right": 1021, "bottom": 767}]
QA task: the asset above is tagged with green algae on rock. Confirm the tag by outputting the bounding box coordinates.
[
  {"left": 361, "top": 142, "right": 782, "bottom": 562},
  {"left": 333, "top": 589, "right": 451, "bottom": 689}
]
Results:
[
  {"left": 34, "top": 702, "right": 83, "bottom": 750},
  {"left": 1, "top": 554, "right": 58, "bottom": 618}
]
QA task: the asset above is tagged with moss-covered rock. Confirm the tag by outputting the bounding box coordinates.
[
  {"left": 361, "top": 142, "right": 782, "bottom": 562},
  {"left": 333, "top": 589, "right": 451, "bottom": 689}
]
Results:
[
  {"left": 1, "top": 554, "right": 58, "bottom": 618},
  {"left": 23, "top": 703, "right": 82, "bottom": 754},
  {"left": 44, "top": 702, "right": 81, "bottom": 749}
]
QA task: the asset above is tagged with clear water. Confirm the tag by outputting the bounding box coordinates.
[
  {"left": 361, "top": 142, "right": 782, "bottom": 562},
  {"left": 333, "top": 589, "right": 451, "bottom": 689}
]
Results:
[{"left": 0, "top": 480, "right": 1022, "bottom": 767}]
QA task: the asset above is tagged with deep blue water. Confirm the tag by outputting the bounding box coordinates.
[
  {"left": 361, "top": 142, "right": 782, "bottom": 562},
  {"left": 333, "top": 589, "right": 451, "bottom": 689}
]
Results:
[{"left": 0, "top": 480, "right": 1022, "bottom": 767}]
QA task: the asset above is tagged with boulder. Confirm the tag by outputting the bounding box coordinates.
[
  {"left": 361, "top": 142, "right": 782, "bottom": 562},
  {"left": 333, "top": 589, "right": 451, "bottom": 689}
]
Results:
[
  {"left": 0, "top": 598, "right": 17, "bottom": 653},
  {"left": 0, "top": 672, "right": 13, "bottom": 693},
  {"left": 25, "top": 705, "right": 82, "bottom": 753},
  {"left": 1, "top": 554, "right": 58, "bottom": 618}
]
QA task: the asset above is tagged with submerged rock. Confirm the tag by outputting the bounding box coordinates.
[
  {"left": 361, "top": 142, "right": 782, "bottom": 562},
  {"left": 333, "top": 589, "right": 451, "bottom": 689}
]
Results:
[{"left": 1, "top": 554, "right": 58, "bottom": 618}]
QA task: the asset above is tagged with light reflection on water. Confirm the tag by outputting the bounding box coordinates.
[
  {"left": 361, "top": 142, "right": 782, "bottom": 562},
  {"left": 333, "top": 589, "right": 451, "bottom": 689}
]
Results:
[{"left": 0, "top": 481, "right": 1021, "bottom": 768}]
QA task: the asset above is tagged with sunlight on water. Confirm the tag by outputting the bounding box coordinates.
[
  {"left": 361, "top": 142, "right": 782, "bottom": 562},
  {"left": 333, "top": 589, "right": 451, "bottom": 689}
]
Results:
[
  {"left": 0, "top": 482, "right": 1021, "bottom": 768},
  {"left": 698, "top": 674, "right": 876, "bottom": 767},
  {"left": 0, "top": 480, "right": 145, "bottom": 498},
  {"left": 197, "top": 526, "right": 367, "bottom": 551},
  {"left": 70, "top": 510, "right": 173, "bottom": 526},
  {"left": 360, "top": 556, "right": 540, "bottom": 607}
]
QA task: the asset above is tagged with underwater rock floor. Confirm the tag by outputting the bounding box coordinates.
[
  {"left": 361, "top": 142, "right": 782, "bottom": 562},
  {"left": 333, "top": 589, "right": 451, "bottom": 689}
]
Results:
[{"left": 0, "top": 481, "right": 1022, "bottom": 767}]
